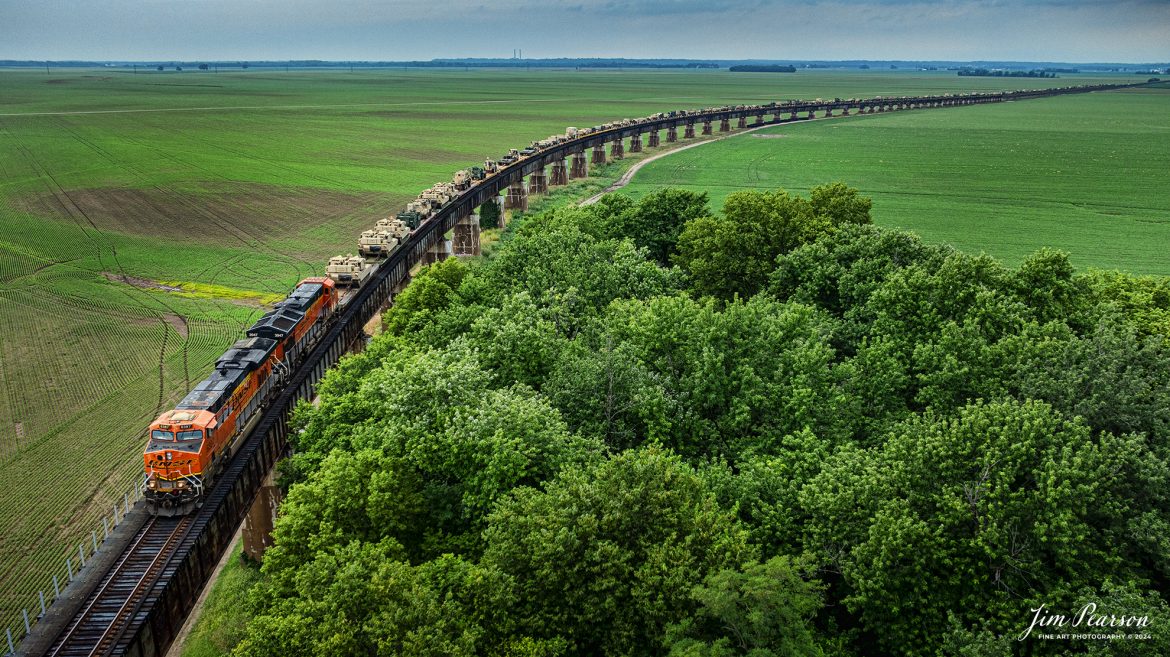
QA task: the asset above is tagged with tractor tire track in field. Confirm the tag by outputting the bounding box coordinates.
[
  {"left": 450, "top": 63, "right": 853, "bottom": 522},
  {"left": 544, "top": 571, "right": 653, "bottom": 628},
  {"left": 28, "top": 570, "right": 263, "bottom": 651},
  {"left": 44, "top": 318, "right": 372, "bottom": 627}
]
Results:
[
  {"left": 0, "top": 256, "right": 82, "bottom": 285},
  {"left": 49, "top": 120, "right": 195, "bottom": 415},
  {"left": 10, "top": 121, "right": 194, "bottom": 425},
  {"left": 59, "top": 121, "right": 271, "bottom": 258},
  {"left": 50, "top": 120, "right": 299, "bottom": 405},
  {"left": 9, "top": 143, "right": 100, "bottom": 245},
  {"left": 123, "top": 135, "right": 380, "bottom": 290},
  {"left": 200, "top": 138, "right": 355, "bottom": 191},
  {"left": 114, "top": 131, "right": 323, "bottom": 276},
  {"left": 155, "top": 322, "right": 170, "bottom": 412}
]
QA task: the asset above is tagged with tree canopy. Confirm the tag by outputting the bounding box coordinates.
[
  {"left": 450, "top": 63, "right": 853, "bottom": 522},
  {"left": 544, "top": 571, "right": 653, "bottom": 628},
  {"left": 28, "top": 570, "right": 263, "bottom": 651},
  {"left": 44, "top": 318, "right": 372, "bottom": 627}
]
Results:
[
  {"left": 231, "top": 185, "right": 1169, "bottom": 657},
  {"left": 675, "top": 183, "right": 872, "bottom": 299}
]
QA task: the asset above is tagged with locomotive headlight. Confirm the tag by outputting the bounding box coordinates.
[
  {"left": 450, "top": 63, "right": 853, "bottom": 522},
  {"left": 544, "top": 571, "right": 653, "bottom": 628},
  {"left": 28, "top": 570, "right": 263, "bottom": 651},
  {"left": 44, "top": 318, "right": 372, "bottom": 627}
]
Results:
[
  {"left": 148, "top": 479, "right": 157, "bottom": 489},
  {"left": 177, "top": 481, "right": 187, "bottom": 489}
]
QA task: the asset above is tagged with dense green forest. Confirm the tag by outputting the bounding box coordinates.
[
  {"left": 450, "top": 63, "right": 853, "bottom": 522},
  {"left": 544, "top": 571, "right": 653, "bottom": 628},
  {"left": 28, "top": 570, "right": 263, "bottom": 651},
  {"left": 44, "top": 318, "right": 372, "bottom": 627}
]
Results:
[{"left": 230, "top": 185, "right": 1170, "bottom": 656}]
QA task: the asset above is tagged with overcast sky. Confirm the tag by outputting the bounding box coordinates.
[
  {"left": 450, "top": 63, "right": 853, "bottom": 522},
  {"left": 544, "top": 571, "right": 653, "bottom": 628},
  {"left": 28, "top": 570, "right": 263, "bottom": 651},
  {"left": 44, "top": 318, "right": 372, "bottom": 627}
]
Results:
[{"left": 1, "top": 0, "right": 1167, "bottom": 63}]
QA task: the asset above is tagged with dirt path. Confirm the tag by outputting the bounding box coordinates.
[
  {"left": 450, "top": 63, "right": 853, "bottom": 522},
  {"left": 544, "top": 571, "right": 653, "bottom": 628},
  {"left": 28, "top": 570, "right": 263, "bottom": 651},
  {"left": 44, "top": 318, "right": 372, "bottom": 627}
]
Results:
[{"left": 579, "top": 122, "right": 779, "bottom": 207}]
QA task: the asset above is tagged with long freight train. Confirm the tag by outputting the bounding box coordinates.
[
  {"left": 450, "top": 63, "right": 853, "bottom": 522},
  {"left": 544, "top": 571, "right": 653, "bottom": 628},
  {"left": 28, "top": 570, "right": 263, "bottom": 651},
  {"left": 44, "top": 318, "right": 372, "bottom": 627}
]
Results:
[
  {"left": 142, "top": 83, "right": 1128, "bottom": 514},
  {"left": 144, "top": 278, "right": 340, "bottom": 514}
]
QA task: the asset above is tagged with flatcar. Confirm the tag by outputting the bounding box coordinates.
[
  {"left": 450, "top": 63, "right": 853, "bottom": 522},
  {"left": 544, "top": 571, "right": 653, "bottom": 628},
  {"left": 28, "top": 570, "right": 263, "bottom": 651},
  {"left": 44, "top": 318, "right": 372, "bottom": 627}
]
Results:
[
  {"left": 140, "top": 84, "right": 1126, "bottom": 516},
  {"left": 143, "top": 277, "right": 338, "bottom": 515}
]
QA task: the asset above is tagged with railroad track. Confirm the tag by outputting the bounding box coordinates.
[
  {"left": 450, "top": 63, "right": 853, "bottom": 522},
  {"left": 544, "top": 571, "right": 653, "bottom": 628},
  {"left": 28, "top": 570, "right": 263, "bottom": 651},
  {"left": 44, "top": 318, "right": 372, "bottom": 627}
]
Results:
[
  {"left": 22, "top": 81, "right": 1147, "bottom": 657},
  {"left": 45, "top": 516, "right": 194, "bottom": 657}
]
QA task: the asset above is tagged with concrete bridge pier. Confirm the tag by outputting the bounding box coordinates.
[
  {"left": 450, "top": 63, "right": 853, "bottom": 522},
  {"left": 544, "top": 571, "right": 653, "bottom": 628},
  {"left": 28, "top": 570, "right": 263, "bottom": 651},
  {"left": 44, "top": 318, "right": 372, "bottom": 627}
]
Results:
[
  {"left": 528, "top": 166, "right": 548, "bottom": 195},
  {"left": 242, "top": 471, "right": 283, "bottom": 561},
  {"left": 737, "top": 116, "right": 747, "bottom": 128},
  {"left": 841, "top": 107, "right": 850, "bottom": 116},
  {"left": 806, "top": 110, "right": 816, "bottom": 120},
  {"left": 505, "top": 180, "right": 528, "bottom": 212},
  {"left": 684, "top": 122, "right": 696, "bottom": 138},
  {"left": 610, "top": 138, "right": 624, "bottom": 159},
  {"left": 823, "top": 108, "right": 833, "bottom": 118},
  {"left": 570, "top": 151, "right": 588, "bottom": 178},
  {"left": 754, "top": 113, "right": 765, "bottom": 126},
  {"left": 423, "top": 235, "right": 453, "bottom": 265},
  {"left": 647, "top": 130, "right": 660, "bottom": 147},
  {"left": 493, "top": 194, "right": 509, "bottom": 229},
  {"left": 453, "top": 211, "right": 481, "bottom": 257},
  {"left": 701, "top": 120, "right": 713, "bottom": 135},
  {"left": 667, "top": 125, "right": 678, "bottom": 142},
  {"left": 719, "top": 118, "right": 730, "bottom": 132},
  {"left": 629, "top": 133, "right": 643, "bottom": 153},
  {"left": 549, "top": 158, "right": 568, "bottom": 186},
  {"left": 591, "top": 144, "right": 607, "bottom": 166},
  {"left": 789, "top": 110, "right": 799, "bottom": 121}
]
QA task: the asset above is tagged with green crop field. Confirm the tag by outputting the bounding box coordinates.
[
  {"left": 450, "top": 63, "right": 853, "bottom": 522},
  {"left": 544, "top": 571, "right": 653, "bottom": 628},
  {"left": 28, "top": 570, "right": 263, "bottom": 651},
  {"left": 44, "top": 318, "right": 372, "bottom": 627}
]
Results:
[
  {"left": 620, "top": 83, "right": 1170, "bottom": 274},
  {"left": 0, "top": 66, "right": 1152, "bottom": 635}
]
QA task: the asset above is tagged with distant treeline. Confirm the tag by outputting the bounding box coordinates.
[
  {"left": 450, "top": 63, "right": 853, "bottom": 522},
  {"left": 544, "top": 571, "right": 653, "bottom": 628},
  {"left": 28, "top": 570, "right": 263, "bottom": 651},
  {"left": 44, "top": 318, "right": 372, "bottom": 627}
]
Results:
[
  {"left": 430, "top": 59, "right": 719, "bottom": 69},
  {"left": 248, "top": 59, "right": 720, "bottom": 70},
  {"left": 0, "top": 58, "right": 721, "bottom": 70},
  {"left": 958, "top": 68, "right": 1056, "bottom": 78},
  {"left": 729, "top": 65, "right": 797, "bottom": 73},
  {"left": 1, "top": 59, "right": 1161, "bottom": 73}
]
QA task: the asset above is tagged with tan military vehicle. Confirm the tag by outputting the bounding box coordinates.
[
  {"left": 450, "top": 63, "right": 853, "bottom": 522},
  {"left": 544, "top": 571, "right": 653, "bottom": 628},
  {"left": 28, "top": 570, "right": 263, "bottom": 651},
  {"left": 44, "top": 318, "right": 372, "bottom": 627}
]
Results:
[
  {"left": 376, "top": 217, "right": 411, "bottom": 240},
  {"left": 326, "top": 254, "right": 374, "bottom": 288},
  {"left": 358, "top": 229, "right": 399, "bottom": 258},
  {"left": 453, "top": 169, "right": 473, "bottom": 191}
]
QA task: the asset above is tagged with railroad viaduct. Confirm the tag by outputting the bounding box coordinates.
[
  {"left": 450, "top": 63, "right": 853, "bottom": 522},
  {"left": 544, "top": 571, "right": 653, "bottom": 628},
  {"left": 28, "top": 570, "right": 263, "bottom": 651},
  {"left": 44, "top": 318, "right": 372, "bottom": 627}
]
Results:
[{"left": 15, "top": 81, "right": 1140, "bottom": 657}]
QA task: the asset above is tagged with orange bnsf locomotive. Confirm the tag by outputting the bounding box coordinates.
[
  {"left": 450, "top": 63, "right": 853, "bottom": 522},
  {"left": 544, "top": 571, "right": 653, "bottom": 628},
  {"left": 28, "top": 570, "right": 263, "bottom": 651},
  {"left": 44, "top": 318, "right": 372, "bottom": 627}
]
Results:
[{"left": 144, "top": 277, "right": 339, "bottom": 516}]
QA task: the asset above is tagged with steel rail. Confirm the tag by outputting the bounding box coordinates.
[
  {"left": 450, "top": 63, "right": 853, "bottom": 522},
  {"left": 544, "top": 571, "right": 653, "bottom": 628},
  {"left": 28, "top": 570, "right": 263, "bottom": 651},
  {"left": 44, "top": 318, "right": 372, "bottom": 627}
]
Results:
[{"left": 29, "top": 81, "right": 1145, "bottom": 657}]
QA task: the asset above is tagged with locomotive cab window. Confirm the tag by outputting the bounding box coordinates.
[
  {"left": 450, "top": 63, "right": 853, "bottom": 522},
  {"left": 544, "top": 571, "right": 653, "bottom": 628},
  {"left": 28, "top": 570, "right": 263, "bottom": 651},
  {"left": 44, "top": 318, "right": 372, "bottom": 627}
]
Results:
[{"left": 148, "top": 429, "right": 203, "bottom": 451}]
